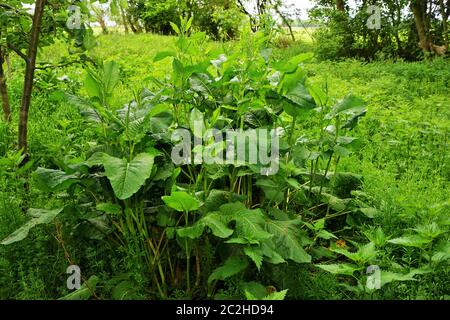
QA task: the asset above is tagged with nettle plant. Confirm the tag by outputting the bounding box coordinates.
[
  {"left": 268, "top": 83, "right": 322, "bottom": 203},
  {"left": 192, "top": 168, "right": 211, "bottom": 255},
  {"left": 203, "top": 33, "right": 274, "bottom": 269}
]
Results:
[
  {"left": 314, "top": 201, "right": 450, "bottom": 299},
  {"left": 1, "top": 19, "right": 392, "bottom": 299}
]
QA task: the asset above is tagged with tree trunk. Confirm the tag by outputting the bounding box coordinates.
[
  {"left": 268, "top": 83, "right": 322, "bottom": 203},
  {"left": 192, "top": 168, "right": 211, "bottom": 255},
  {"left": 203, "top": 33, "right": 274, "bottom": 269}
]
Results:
[
  {"left": 0, "top": 46, "right": 11, "bottom": 122},
  {"left": 120, "top": 6, "right": 129, "bottom": 34},
  {"left": 134, "top": 17, "right": 143, "bottom": 33},
  {"left": 98, "top": 16, "right": 109, "bottom": 35},
  {"left": 410, "top": 0, "right": 433, "bottom": 53},
  {"left": 389, "top": 10, "right": 403, "bottom": 54},
  {"left": 439, "top": 0, "right": 449, "bottom": 49},
  {"left": 274, "top": 7, "right": 295, "bottom": 42},
  {"left": 336, "top": 0, "right": 345, "bottom": 12},
  {"left": 127, "top": 14, "right": 142, "bottom": 33},
  {"left": 127, "top": 14, "right": 138, "bottom": 33},
  {"left": 394, "top": 6, "right": 403, "bottom": 53},
  {"left": 256, "top": 0, "right": 268, "bottom": 16},
  {"left": 236, "top": 0, "right": 258, "bottom": 32},
  {"left": 18, "top": 0, "right": 46, "bottom": 157}
]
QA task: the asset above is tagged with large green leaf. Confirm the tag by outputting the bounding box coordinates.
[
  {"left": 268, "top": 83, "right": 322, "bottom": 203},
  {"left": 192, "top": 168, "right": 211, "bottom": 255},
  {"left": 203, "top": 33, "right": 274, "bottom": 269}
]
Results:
[
  {"left": 331, "top": 248, "right": 360, "bottom": 262},
  {"left": 96, "top": 202, "right": 122, "bottom": 216},
  {"left": 1, "top": 208, "right": 64, "bottom": 245},
  {"left": 176, "top": 223, "right": 205, "bottom": 239},
  {"left": 283, "top": 82, "right": 315, "bottom": 113},
  {"left": 316, "top": 263, "right": 360, "bottom": 275},
  {"left": 103, "top": 60, "right": 121, "bottom": 97},
  {"left": 332, "top": 242, "right": 377, "bottom": 263},
  {"left": 117, "top": 105, "right": 151, "bottom": 143},
  {"left": 260, "top": 242, "right": 286, "bottom": 264},
  {"left": 265, "top": 218, "right": 312, "bottom": 263},
  {"left": 263, "top": 289, "right": 289, "bottom": 300},
  {"left": 241, "top": 282, "right": 268, "bottom": 300},
  {"left": 162, "top": 191, "right": 201, "bottom": 212},
  {"left": 85, "top": 152, "right": 106, "bottom": 167},
  {"left": 170, "top": 22, "right": 181, "bottom": 35},
  {"left": 320, "top": 192, "right": 348, "bottom": 211},
  {"left": 244, "top": 246, "right": 264, "bottom": 270},
  {"left": 358, "top": 207, "right": 379, "bottom": 218},
  {"left": 58, "top": 276, "right": 99, "bottom": 300},
  {"left": 85, "top": 72, "right": 102, "bottom": 101},
  {"left": 387, "top": 235, "right": 432, "bottom": 248},
  {"left": 148, "top": 104, "right": 173, "bottom": 134},
  {"left": 112, "top": 280, "right": 144, "bottom": 300},
  {"left": 413, "top": 222, "right": 446, "bottom": 239},
  {"left": 189, "top": 107, "right": 204, "bottom": 137},
  {"left": 103, "top": 151, "right": 158, "bottom": 200},
  {"left": 272, "top": 53, "right": 313, "bottom": 73},
  {"left": 431, "top": 241, "right": 450, "bottom": 263},
  {"left": 201, "top": 213, "right": 233, "bottom": 238},
  {"left": 327, "top": 95, "right": 366, "bottom": 119},
  {"left": 256, "top": 178, "right": 285, "bottom": 203},
  {"left": 177, "top": 212, "right": 233, "bottom": 239},
  {"left": 219, "top": 203, "right": 273, "bottom": 243},
  {"left": 33, "top": 167, "right": 79, "bottom": 192},
  {"left": 189, "top": 75, "right": 210, "bottom": 98},
  {"left": 357, "top": 242, "right": 378, "bottom": 262},
  {"left": 85, "top": 61, "right": 120, "bottom": 104},
  {"left": 203, "top": 189, "right": 230, "bottom": 211},
  {"left": 379, "top": 268, "right": 431, "bottom": 287},
  {"left": 208, "top": 256, "right": 249, "bottom": 284},
  {"left": 153, "top": 51, "right": 176, "bottom": 62},
  {"left": 308, "top": 83, "right": 328, "bottom": 107}
]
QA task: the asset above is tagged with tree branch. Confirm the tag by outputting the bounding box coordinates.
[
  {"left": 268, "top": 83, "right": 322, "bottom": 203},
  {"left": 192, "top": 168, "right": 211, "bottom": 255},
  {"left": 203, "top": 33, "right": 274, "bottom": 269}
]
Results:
[
  {"left": 236, "top": 0, "right": 259, "bottom": 32},
  {"left": 236, "top": 0, "right": 251, "bottom": 16},
  {"left": 7, "top": 43, "right": 29, "bottom": 63},
  {"left": 274, "top": 6, "right": 295, "bottom": 42},
  {"left": 0, "top": 3, "right": 33, "bottom": 18},
  {"left": 18, "top": 0, "right": 46, "bottom": 155}
]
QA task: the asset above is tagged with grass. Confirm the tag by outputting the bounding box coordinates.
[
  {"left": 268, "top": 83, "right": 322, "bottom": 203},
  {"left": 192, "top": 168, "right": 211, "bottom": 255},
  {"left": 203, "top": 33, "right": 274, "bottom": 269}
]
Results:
[{"left": 0, "top": 31, "right": 448, "bottom": 299}]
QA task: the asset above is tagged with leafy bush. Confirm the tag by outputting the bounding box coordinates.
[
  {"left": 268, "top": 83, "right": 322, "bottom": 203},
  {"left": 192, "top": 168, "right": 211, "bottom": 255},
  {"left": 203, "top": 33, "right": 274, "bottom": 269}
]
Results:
[{"left": 1, "top": 17, "right": 448, "bottom": 301}]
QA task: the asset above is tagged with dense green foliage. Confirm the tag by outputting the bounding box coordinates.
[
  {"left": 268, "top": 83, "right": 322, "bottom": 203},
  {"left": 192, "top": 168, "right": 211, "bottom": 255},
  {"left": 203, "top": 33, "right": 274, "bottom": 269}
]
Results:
[
  {"left": 0, "top": 3, "right": 448, "bottom": 301},
  {"left": 310, "top": 0, "right": 449, "bottom": 60},
  {"left": 0, "top": 24, "right": 450, "bottom": 299}
]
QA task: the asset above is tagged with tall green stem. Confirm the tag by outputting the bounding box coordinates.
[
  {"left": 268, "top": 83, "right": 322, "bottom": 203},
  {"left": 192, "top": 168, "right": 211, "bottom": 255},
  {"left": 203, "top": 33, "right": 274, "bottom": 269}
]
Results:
[{"left": 184, "top": 210, "right": 191, "bottom": 293}]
